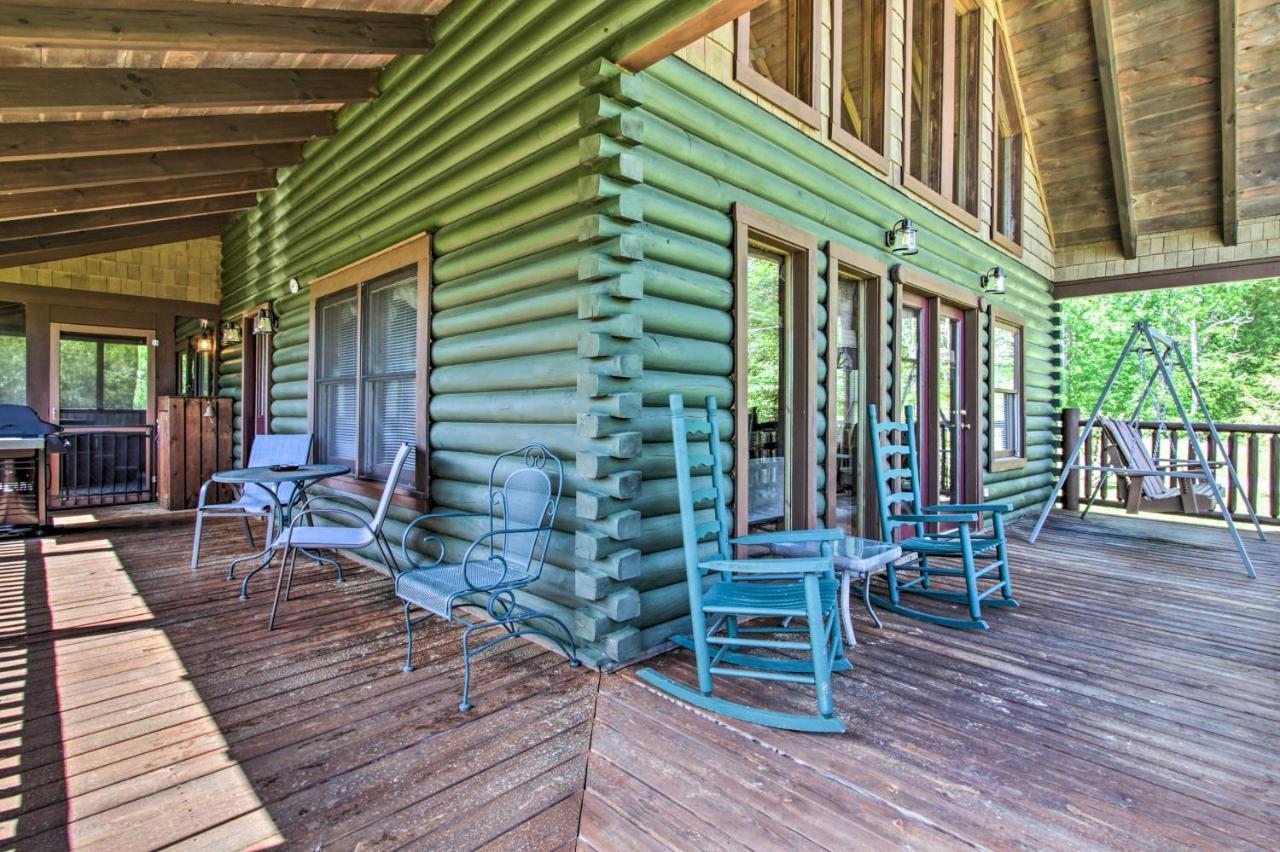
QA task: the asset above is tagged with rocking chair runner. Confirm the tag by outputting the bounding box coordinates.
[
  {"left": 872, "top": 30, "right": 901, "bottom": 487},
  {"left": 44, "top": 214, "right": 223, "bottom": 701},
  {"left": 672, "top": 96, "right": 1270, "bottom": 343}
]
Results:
[
  {"left": 636, "top": 394, "right": 849, "bottom": 734},
  {"left": 867, "top": 404, "right": 1018, "bottom": 630},
  {"left": 397, "top": 445, "right": 579, "bottom": 712}
]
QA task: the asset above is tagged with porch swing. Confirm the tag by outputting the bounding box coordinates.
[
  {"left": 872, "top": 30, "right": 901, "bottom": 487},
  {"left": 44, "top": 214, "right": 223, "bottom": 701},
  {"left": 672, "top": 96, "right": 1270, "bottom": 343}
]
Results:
[{"left": 1030, "top": 322, "right": 1266, "bottom": 577}]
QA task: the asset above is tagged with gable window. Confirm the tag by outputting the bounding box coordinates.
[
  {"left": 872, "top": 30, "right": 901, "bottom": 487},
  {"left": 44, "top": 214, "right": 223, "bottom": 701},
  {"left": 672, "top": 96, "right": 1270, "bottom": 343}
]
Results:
[
  {"left": 832, "top": 0, "right": 891, "bottom": 172},
  {"left": 993, "top": 31, "right": 1025, "bottom": 251},
  {"left": 989, "top": 315, "right": 1025, "bottom": 470},
  {"left": 310, "top": 234, "right": 430, "bottom": 496},
  {"left": 905, "top": 0, "right": 982, "bottom": 228},
  {"left": 735, "top": 0, "right": 821, "bottom": 126}
]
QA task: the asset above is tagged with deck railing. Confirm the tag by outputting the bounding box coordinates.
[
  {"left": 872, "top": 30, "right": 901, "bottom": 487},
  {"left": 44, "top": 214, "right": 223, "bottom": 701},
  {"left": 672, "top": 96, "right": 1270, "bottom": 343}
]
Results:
[
  {"left": 1060, "top": 408, "right": 1279, "bottom": 525},
  {"left": 51, "top": 426, "right": 155, "bottom": 509}
]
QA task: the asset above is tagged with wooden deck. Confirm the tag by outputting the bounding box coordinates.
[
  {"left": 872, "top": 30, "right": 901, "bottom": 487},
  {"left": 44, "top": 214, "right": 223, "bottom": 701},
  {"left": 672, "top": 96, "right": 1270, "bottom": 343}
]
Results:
[{"left": 3, "top": 510, "right": 1277, "bottom": 849}]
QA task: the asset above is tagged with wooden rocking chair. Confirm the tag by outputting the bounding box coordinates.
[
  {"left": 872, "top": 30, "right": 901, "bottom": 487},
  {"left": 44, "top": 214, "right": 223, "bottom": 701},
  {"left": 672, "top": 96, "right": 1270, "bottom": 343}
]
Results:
[
  {"left": 636, "top": 394, "right": 849, "bottom": 733},
  {"left": 1098, "top": 417, "right": 1219, "bottom": 515},
  {"left": 867, "top": 404, "right": 1018, "bottom": 630}
]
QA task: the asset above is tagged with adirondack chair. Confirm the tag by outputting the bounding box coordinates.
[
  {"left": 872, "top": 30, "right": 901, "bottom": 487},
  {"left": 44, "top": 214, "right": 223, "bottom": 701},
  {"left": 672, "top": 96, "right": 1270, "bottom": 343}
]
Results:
[
  {"left": 397, "top": 444, "right": 578, "bottom": 712},
  {"left": 867, "top": 404, "right": 1017, "bottom": 630},
  {"left": 636, "top": 394, "right": 849, "bottom": 733},
  {"left": 1099, "top": 417, "right": 1218, "bottom": 515}
]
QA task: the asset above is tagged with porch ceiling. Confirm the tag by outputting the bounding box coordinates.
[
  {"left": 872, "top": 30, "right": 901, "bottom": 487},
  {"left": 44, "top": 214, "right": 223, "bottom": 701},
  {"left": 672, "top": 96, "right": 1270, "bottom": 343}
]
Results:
[
  {"left": 0, "top": 0, "right": 453, "bottom": 268},
  {"left": 1003, "top": 0, "right": 1280, "bottom": 257}
]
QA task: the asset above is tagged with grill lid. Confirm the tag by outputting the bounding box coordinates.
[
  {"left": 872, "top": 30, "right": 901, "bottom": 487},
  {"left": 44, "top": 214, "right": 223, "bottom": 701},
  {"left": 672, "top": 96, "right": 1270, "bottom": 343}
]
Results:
[{"left": 0, "top": 405, "right": 63, "bottom": 437}]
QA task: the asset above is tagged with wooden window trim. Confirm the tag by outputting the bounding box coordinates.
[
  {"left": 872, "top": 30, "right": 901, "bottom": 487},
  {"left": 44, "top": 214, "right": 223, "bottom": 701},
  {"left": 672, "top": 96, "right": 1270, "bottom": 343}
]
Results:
[
  {"left": 901, "top": 174, "right": 983, "bottom": 233},
  {"left": 825, "top": 242, "right": 888, "bottom": 535},
  {"left": 987, "top": 304, "right": 1027, "bottom": 472},
  {"left": 991, "top": 21, "right": 1024, "bottom": 251},
  {"left": 992, "top": 229, "right": 1024, "bottom": 257},
  {"left": 734, "top": 2, "right": 823, "bottom": 128},
  {"left": 307, "top": 233, "right": 431, "bottom": 503},
  {"left": 732, "top": 203, "right": 820, "bottom": 539},
  {"left": 240, "top": 301, "right": 271, "bottom": 464},
  {"left": 829, "top": 0, "right": 892, "bottom": 175}
]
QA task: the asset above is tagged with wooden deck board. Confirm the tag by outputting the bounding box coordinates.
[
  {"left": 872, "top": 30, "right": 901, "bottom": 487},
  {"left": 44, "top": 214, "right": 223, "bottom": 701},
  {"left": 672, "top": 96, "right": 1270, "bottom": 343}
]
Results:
[{"left": 3, "top": 510, "right": 1278, "bottom": 849}]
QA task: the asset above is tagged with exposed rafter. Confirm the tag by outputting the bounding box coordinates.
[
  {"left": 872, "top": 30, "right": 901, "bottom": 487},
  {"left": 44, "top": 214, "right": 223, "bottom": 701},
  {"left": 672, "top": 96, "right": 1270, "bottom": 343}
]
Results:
[
  {"left": 0, "top": 68, "right": 379, "bottom": 116},
  {"left": 0, "top": 112, "right": 333, "bottom": 162},
  {"left": 0, "top": 1, "right": 434, "bottom": 54},
  {"left": 0, "top": 170, "right": 278, "bottom": 221},
  {"left": 0, "top": 195, "right": 260, "bottom": 241},
  {"left": 1220, "top": 0, "right": 1239, "bottom": 246},
  {"left": 0, "top": 214, "right": 228, "bottom": 269},
  {"left": 617, "top": 0, "right": 768, "bottom": 72},
  {"left": 1089, "top": 0, "right": 1137, "bottom": 260}
]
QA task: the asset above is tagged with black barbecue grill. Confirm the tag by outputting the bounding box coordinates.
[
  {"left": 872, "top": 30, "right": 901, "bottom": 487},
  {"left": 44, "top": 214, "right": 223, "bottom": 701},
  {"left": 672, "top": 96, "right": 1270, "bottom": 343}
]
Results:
[{"left": 0, "top": 405, "right": 65, "bottom": 535}]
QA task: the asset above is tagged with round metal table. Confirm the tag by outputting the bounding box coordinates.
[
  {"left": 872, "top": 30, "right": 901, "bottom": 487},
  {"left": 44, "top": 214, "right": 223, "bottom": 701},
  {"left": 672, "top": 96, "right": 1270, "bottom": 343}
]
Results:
[{"left": 213, "top": 463, "right": 350, "bottom": 599}]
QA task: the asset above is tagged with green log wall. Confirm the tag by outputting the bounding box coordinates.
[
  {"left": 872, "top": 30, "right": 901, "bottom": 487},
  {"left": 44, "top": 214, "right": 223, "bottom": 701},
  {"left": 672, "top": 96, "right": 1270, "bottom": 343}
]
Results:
[{"left": 217, "top": 0, "right": 1060, "bottom": 669}]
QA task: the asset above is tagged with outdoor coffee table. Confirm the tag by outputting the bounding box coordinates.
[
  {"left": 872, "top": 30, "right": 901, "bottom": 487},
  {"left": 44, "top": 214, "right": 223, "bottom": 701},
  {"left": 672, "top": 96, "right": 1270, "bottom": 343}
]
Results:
[
  {"left": 770, "top": 536, "right": 901, "bottom": 647},
  {"left": 214, "top": 463, "right": 350, "bottom": 600}
]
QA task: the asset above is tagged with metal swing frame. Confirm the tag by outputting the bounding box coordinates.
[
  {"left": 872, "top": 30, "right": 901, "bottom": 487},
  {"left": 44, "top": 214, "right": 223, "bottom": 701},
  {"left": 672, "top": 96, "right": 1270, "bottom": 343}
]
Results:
[{"left": 1030, "top": 322, "right": 1266, "bottom": 577}]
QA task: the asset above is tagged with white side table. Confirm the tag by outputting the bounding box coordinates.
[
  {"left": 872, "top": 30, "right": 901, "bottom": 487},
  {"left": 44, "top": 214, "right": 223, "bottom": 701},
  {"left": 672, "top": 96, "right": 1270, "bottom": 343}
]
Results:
[{"left": 770, "top": 537, "right": 901, "bottom": 647}]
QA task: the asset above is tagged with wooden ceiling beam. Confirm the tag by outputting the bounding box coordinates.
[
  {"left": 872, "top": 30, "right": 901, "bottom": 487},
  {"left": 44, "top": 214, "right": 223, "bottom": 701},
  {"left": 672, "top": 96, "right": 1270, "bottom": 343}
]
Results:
[
  {"left": 0, "top": 1, "right": 433, "bottom": 54},
  {"left": 0, "top": 194, "right": 259, "bottom": 241},
  {"left": 0, "top": 143, "right": 302, "bottom": 195},
  {"left": 1089, "top": 0, "right": 1138, "bottom": 260},
  {"left": 617, "top": 0, "right": 768, "bottom": 72},
  {"left": 0, "top": 112, "right": 334, "bottom": 162},
  {"left": 0, "top": 68, "right": 379, "bottom": 116},
  {"left": 0, "top": 214, "right": 228, "bottom": 269},
  {"left": 0, "top": 170, "right": 277, "bottom": 221},
  {"left": 1220, "top": 0, "right": 1239, "bottom": 246}
]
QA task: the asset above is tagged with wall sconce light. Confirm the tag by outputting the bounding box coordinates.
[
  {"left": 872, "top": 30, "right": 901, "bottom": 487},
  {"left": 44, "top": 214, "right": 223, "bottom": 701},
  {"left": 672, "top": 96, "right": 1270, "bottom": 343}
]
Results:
[
  {"left": 195, "top": 319, "right": 214, "bottom": 352},
  {"left": 886, "top": 219, "right": 918, "bottom": 256},
  {"left": 981, "top": 266, "right": 1007, "bottom": 295},
  {"left": 288, "top": 277, "right": 301, "bottom": 295},
  {"left": 221, "top": 320, "right": 242, "bottom": 346},
  {"left": 253, "top": 306, "right": 278, "bottom": 335}
]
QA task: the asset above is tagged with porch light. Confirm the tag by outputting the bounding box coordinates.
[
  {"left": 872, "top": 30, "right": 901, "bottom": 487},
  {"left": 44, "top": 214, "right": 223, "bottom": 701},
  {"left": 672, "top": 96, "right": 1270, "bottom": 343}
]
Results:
[
  {"left": 195, "top": 333, "right": 214, "bottom": 353},
  {"left": 220, "top": 320, "right": 242, "bottom": 345},
  {"left": 253, "top": 306, "right": 278, "bottom": 336},
  {"left": 981, "top": 266, "right": 1007, "bottom": 295},
  {"left": 886, "top": 219, "right": 918, "bottom": 256}
]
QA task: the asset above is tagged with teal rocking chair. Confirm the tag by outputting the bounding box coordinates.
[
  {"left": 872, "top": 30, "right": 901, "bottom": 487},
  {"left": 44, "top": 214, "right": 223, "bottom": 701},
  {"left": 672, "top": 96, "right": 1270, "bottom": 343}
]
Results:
[
  {"left": 867, "top": 404, "right": 1018, "bottom": 629},
  {"left": 636, "top": 394, "right": 849, "bottom": 733}
]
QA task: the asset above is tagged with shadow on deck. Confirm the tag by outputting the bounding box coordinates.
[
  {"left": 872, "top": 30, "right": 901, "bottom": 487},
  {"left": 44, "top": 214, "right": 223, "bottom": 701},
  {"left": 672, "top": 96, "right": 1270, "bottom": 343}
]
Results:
[{"left": 1, "top": 510, "right": 1276, "bottom": 849}]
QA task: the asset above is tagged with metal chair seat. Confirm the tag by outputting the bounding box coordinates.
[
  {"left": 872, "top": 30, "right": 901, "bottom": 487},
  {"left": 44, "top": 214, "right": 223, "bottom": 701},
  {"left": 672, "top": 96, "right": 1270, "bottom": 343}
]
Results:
[
  {"left": 703, "top": 576, "right": 838, "bottom": 615},
  {"left": 270, "top": 524, "right": 375, "bottom": 551},
  {"left": 395, "top": 558, "right": 534, "bottom": 618}
]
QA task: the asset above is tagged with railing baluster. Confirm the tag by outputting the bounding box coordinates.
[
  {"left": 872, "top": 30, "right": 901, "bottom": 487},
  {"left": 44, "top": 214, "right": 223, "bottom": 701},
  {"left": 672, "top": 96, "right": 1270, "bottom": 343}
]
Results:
[
  {"left": 1227, "top": 432, "right": 1239, "bottom": 514},
  {"left": 1270, "top": 434, "right": 1279, "bottom": 521},
  {"left": 1246, "top": 433, "right": 1260, "bottom": 516}
]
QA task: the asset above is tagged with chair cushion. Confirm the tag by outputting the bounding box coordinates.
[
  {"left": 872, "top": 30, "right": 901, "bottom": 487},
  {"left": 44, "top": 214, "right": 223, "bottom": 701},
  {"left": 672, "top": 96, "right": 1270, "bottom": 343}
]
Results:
[
  {"left": 702, "top": 577, "right": 838, "bottom": 616},
  {"left": 271, "top": 525, "right": 374, "bottom": 550},
  {"left": 898, "top": 535, "right": 1001, "bottom": 556},
  {"left": 397, "top": 558, "right": 535, "bottom": 618}
]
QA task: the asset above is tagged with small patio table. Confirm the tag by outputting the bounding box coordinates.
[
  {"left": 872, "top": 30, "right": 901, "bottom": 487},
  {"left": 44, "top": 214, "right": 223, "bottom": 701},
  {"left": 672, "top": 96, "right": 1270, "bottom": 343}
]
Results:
[
  {"left": 213, "top": 463, "right": 350, "bottom": 600},
  {"left": 770, "top": 536, "right": 901, "bottom": 647}
]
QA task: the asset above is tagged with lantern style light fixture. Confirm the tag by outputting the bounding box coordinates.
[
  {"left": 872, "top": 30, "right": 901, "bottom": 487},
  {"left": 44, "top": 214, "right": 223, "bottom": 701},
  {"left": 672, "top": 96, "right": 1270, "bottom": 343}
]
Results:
[
  {"left": 221, "top": 320, "right": 242, "bottom": 345},
  {"left": 195, "top": 319, "right": 214, "bottom": 352},
  {"left": 885, "top": 219, "right": 918, "bottom": 256},
  {"left": 253, "top": 306, "right": 278, "bottom": 335},
  {"left": 981, "top": 266, "right": 1007, "bottom": 295}
]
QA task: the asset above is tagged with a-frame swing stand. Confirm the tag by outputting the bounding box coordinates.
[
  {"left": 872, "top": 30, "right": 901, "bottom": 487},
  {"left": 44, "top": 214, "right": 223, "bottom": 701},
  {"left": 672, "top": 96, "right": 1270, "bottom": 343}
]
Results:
[{"left": 1030, "top": 322, "right": 1266, "bottom": 578}]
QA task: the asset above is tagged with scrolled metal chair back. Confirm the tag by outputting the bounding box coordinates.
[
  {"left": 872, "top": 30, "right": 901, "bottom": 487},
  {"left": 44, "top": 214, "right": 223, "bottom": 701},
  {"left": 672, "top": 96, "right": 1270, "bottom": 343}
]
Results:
[{"left": 486, "top": 444, "right": 561, "bottom": 579}]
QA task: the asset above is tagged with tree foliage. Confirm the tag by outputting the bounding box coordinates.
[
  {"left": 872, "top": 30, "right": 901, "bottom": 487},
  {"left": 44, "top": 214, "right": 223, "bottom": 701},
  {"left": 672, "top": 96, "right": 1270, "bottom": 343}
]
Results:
[{"left": 1062, "top": 279, "right": 1280, "bottom": 424}]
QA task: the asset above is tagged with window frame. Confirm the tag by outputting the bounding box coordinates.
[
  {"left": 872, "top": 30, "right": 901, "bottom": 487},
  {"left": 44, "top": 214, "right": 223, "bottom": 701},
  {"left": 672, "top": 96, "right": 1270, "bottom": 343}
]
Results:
[
  {"left": 830, "top": 0, "right": 893, "bottom": 174},
  {"left": 992, "top": 24, "right": 1025, "bottom": 255},
  {"left": 901, "top": 0, "right": 984, "bottom": 232},
  {"left": 734, "top": 0, "right": 823, "bottom": 128},
  {"left": 733, "top": 203, "right": 820, "bottom": 541},
  {"left": 987, "top": 305, "right": 1026, "bottom": 472},
  {"left": 308, "top": 233, "right": 431, "bottom": 502}
]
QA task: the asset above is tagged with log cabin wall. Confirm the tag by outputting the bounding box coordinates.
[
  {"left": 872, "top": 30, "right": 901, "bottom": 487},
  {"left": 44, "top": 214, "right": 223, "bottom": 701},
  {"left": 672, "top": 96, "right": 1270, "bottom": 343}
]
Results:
[{"left": 216, "top": 0, "right": 1059, "bottom": 668}]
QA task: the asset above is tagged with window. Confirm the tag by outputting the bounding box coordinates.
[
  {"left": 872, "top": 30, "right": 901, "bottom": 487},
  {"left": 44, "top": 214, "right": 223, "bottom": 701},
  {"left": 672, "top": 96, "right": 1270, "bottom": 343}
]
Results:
[
  {"left": 905, "top": 0, "right": 982, "bottom": 227},
  {"left": 733, "top": 205, "right": 819, "bottom": 538},
  {"left": 993, "top": 31, "right": 1024, "bottom": 249},
  {"left": 57, "top": 332, "right": 148, "bottom": 426},
  {"left": 310, "top": 234, "right": 429, "bottom": 495},
  {"left": 990, "top": 318, "right": 1024, "bottom": 467},
  {"left": 735, "top": 0, "right": 821, "bottom": 125},
  {"left": 0, "top": 302, "right": 25, "bottom": 406},
  {"left": 832, "top": 0, "right": 890, "bottom": 170}
]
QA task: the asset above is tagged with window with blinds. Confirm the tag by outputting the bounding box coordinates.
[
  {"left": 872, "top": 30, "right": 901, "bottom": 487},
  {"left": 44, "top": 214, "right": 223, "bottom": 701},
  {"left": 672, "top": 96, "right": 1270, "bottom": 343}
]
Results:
[{"left": 314, "top": 266, "right": 418, "bottom": 482}]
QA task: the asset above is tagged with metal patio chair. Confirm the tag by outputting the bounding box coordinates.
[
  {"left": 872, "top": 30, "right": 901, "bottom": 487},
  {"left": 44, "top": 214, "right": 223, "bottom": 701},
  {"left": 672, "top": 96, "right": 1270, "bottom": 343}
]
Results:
[
  {"left": 636, "top": 394, "right": 849, "bottom": 733},
  {"left": 190, "top": 432, "right": 314, "bottom": 572},
  {"left": 867, "top": 404, "right": 1017, "bottom": 629},
  {"left": 267, "top": 442, "right": 412, "bottom": 630},
  {"left": 397, "top": 444, "right": 578, "bottom": 712}
]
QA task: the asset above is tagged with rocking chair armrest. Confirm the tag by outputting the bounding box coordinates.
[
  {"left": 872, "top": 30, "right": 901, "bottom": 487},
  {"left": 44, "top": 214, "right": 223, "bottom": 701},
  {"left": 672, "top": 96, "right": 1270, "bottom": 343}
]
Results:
[
  {"left": 893, "top": 512, "right": 979, "bottom": 525},
  {"left": 701, "top": 556, "right": 833, "bottom": 575},
  {"left": 922, "top": 502, "right": 1012, "bottom": 515},
  {"left": 730, "top": 528, "right": 845, "bottom": 546}
]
